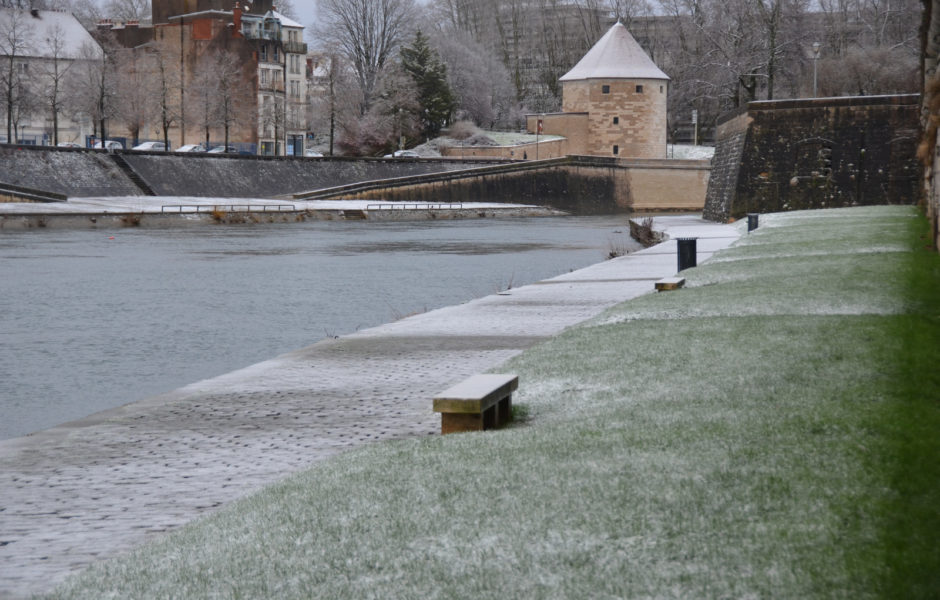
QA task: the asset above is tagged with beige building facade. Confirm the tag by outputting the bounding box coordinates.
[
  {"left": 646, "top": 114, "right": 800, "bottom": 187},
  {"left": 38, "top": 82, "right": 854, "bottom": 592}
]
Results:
[{"left": 527, "top": 22, "right": 669, "bottom": 159}]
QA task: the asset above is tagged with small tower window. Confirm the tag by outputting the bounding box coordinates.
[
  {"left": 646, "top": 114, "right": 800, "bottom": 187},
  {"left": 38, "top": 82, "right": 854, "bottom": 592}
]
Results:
[
  {"left": 602, "top": 85, "right": 610, "bottom": 94},
  {"left": 613, "top": 145, "right": 619, "bottom": 155},
  {"left": 660, "top": 85, "right": 664, "bottom": 93},
  {"left": 613, "top": 116, "right": 619, "bottom": 125},
  {"left": 636, "top": 84, "right": 644, "bottom": 93}
]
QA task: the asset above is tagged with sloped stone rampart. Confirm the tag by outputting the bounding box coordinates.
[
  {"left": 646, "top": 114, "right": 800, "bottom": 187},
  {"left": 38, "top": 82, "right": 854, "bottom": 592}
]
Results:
[
  {"left": 0, "top": 146, "right": 143, "bottom": 197},
  {"left": 121, "top": 154, "right": 497, "bottom": 198}
]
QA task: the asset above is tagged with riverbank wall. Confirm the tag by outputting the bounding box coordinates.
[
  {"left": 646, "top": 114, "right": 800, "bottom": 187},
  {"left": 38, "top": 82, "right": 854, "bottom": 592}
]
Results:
[
  {"left": 0, "top": 205, "right": 563, "bottom": 230},
  {"left": 0, "top": 146, "right": 709, "bottom": 217},
  {"left": 293, "top": 156, "right": 710, "bottom": 214}
]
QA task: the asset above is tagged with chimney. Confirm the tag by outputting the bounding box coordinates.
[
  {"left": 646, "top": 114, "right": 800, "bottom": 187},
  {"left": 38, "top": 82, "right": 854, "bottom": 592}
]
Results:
[{"left": 232, "top": 2, "right": 242, "bottom": 37}]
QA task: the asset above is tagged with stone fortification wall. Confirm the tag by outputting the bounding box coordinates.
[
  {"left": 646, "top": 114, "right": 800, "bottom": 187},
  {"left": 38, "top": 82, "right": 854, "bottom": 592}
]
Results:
[
  {"left": 0, "top": 146, "right": 506, "bottom": 199},
  {"left": 702, "top": 110, "right": 751, "bottom": 221},
  {"left": 296, "top": 156, "right": 709, "bottom": 215},
  {"left": 704, "top": 94, "right": 921, "bottom": 222},
  {"left": 121, "top": 154, "right": 498, "bottom": 198},
  {"left": 0, "top": 146, "right": 143, "bottom": 197},
  {"left": 562, "top": 79, "right": 668, "bottom": 158}
]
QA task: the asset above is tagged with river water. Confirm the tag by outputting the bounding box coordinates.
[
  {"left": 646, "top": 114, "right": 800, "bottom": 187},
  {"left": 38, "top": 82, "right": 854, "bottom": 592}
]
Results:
[{"left": 0, "top": 216, "right": 639, "bottom": 440}]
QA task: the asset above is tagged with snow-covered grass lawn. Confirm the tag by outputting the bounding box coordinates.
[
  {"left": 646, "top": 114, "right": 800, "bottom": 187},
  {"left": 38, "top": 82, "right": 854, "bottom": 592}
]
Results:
[{"left": 44, "top": 206, "right": 940, "bottom": 599}]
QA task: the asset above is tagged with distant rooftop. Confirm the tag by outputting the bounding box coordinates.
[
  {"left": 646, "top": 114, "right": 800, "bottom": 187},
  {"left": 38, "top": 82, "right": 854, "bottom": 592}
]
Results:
[
  {"left": 0, "top": 8, "right": 101, "bottom": 60},
  {"left": 560, "top": 22, "right": 669, "bottom": 82}
]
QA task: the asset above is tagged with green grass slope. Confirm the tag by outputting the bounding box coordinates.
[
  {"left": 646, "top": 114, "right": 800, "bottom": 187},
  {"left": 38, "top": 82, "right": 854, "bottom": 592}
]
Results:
[{"left": 45, "top": 206, "right": 940, "bottom": 599}]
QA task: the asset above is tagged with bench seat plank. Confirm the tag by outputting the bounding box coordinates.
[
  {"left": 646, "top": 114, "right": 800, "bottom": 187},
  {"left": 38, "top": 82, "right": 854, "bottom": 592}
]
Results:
[{"left": 432, "top": 374, "right": 518, "bottom": 414}]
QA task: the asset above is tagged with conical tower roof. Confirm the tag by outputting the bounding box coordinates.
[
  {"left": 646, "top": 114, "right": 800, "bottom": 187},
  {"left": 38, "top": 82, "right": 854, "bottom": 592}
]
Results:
[{"left": 560, "top": 22, "right": 669, "bottom": 82}]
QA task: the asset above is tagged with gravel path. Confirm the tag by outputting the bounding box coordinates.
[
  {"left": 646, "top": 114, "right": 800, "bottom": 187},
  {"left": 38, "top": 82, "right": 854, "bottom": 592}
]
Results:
[{"left": 0, "top": 216, "right": 738, "bottom": 598}]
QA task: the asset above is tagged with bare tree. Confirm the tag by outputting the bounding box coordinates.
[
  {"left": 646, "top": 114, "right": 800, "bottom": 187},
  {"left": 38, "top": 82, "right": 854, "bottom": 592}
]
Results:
[
  {"left": 315, "top": 0, "right": 416, "bottom": 115},
  {"left": 0, "top": 8, "right": 33, "bottom": 143},
  {"left": 103, "top": 0, "right": 149, "bottom": 21},
  {"left": 113, "top": 45, "right": 154, "bottom": 145},
  {"left": 189, "top": 47, "right": 253, "bottom": 149},
  {"left": 38, "top": 21, "right": 73, "bottom": 144},
  {"left": 66, "top": 37, "right": 115, "bottom": 142},
  {"left": 151, "top": 43, "right": 180, "bottom": 149}
]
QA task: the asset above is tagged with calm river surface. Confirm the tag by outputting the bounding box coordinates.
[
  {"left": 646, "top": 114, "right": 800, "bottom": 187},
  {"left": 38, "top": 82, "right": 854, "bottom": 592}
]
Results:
[{"left": 0, "top": 216, "right": 639, "bottom": 440}]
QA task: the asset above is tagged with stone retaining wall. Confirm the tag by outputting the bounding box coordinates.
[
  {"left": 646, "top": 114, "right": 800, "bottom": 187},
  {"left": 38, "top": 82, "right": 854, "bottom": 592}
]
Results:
[{"left": 704, "top": 94, "right": 921, "bottom": 222}]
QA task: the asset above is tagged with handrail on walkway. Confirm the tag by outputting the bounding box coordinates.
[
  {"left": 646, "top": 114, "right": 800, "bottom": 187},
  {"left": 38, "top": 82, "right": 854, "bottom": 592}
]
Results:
[
  {"left": 365, "top": 203, "right": 463, "bottom": 210},
  {"left": 161, "top": 204, "right": 296, "bottom": 213}
]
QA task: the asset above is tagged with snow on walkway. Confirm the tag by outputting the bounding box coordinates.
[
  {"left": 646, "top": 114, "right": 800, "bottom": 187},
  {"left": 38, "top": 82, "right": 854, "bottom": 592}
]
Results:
[{"left": 0, "top": 216, "right": 738, "bottom": 598}]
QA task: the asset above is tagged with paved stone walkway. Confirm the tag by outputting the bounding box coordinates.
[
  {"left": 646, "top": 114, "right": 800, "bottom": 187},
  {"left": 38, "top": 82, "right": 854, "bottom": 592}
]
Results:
[{"left": 0, "top": 216, "right": 738, "bottom": 598}]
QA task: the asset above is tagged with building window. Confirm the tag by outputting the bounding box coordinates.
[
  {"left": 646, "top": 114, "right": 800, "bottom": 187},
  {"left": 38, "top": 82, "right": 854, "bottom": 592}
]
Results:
[
  {"left": 260, "top": 69, "right": 268, "bottom": 84},
  {"left": 660, "top": 85, "right": 664, "bottom": 93},
  {"left": 636, "top": 84, "right": 643, "bottom": 93},
  {"left": 613, "top": 116, "right": 619, "bottom": 125},
  {"left": 613, "top": 145, "right": 619, "bottom": 155},
  {"left": 274, "top": 45, "right": 279, "bottom": 62},
  {"left": 260, "top": 45, "right": 267, "bottom": 61},
  {"left": 602, "top": 85, "right": 610, "bottom": 94}
]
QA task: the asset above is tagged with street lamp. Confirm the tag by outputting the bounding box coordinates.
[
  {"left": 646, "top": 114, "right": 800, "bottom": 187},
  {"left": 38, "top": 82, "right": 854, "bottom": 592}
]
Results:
[{"left": 812, "top": 42, "right": 821, "bottom": 98}]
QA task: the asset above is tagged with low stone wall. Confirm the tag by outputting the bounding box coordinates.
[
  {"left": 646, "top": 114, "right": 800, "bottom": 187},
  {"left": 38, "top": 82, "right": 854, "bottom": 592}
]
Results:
[
  {"left": 295, "top": 156, "right": 710, "bottom": 214},
  {"left": 440, "top": 139, "right": 567, "bottom": 160},
  {"left": 704, "top": 94, "right": 921, "bottom": 222}
]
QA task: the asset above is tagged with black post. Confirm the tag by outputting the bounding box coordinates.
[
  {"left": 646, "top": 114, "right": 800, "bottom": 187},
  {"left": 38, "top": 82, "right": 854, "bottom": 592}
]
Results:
[
  {"left": 747, "top": 213, "right": 759, "bottom": 232},
  {"left": 677, "top": 238, "right": 697, "bottom": 271}
]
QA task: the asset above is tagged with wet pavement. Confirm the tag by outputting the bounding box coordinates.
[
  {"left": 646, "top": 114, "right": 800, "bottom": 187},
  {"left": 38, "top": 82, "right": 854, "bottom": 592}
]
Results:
[{"left": 0, "top": 216, "right": 739, "bottom": 598}]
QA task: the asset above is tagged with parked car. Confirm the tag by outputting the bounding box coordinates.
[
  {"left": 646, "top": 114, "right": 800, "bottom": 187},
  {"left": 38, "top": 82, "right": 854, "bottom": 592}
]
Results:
[
  {"left": 56, "top": 141, "right": 82, "bottom": 148},
  {"left": 207, "top": 145, "right": 237, "bottom": 154},
  {"left": 93, "top": 140, "right": 123, "bottom": 150},
  {"left": 384, "top": 149, "right": 420, "bottom": 158},
  {"left": 132, "top": 141, "right": 166, "bottom": 151},
  {"left": 175, "top": 144, "right": 206, "bottom": 153},
  {"left": 304, "top": 149, "right": 324, "bottom": 157}
]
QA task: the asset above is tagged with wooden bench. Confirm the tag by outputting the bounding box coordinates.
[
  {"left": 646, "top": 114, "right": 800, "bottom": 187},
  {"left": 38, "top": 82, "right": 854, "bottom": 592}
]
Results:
[
  {"left": 432, "top": 373, "right": 518, "bottom": 434},
  {"left": 655, "top": 276, "right": 686, "bottom": 291}
]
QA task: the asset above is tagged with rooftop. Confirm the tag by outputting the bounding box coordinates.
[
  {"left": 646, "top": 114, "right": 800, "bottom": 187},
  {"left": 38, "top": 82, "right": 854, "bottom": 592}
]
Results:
[{"left": 560, "top": 21, "right": 669, "bottom": 82}]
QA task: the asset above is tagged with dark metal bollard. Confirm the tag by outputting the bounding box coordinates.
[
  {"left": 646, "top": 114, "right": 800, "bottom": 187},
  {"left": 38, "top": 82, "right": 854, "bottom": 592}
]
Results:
[
  {"left": 677, "top": 237, "right": 697, "bottom": 271},
  {"left": 747, "top": 213, "right": 759, "bottom": 232}
]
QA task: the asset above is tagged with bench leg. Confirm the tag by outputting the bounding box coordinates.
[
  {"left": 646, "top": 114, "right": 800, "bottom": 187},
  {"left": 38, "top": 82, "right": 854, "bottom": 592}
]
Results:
[
  {"left": 441, "top": 412, "right": 484, "bottom": 434},
  {"left": 482, "top": 404, "right": 497, "bottom": 430},
  {"left": 497, "top": 394, "right": 512, "bottom": 427}
]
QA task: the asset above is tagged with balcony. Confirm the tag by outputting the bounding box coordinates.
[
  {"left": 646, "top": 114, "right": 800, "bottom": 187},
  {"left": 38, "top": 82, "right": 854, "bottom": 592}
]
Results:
[
  {"left": 258, "top": 81, "right": 285, "bottom": 93},
  {"left": 283, "top": 41, "right": 307, "bottom": 54}
]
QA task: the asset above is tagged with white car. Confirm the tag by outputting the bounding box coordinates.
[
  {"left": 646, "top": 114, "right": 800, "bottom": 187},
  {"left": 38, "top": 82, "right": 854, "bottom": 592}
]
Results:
[
  {"left": 175, "top": 144, "right": 206, "bottom": 153},
  {"left": 56, "top": 141, "right": 82, "bottom": 148},
  {"left": 304, "top": 149, "right": 324, "bottom": 157},
  {"left": 391, "top": 150, "right": 419, "bottom": 158},
  {"left": 132, "top": 141, "right": 166, "bottom": 151},
  {"left": 207, "top": 145, "right": 237, "bottom": 154},
  {"left": 93, "top": 140, "right": 123, "bottom": 150}
]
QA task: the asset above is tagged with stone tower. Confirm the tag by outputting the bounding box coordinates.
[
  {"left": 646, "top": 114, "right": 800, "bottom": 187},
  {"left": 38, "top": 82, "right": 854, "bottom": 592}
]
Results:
[{"left": 530, "top": 22, "right": 669, "bottom": 159}]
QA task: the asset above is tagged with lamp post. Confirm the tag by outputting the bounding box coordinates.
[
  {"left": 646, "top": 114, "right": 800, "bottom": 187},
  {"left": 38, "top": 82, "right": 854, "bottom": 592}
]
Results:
[{"left": 812, "top": 42, "right": 821, "bottom": 97}]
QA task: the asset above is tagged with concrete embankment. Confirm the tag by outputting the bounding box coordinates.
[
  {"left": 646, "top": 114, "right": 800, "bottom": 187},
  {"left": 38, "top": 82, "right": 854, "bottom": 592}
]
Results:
[
  {"left": 0, "top": 216, "right": 739, "bottom": 598},
  {"left": 0, "top": 204, "right": 563, "bottom": 230}
]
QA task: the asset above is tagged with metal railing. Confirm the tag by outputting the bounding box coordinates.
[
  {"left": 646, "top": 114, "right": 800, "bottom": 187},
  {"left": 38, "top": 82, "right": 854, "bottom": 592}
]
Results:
[
  {"left": 366, "top": 203, "right": 464, "bottom": 210},
  {"left": 160, "top": 204, "right": 296, "bottom": 213}
]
